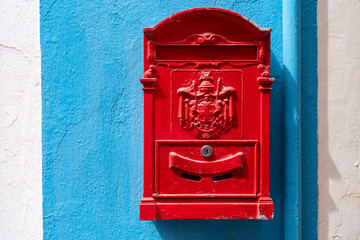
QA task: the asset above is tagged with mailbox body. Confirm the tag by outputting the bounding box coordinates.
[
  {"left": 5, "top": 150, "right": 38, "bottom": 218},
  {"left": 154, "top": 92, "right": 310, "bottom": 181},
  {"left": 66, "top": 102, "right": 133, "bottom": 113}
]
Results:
[{"left": 140, "top": 8, "right": 274, "bottom": 220}]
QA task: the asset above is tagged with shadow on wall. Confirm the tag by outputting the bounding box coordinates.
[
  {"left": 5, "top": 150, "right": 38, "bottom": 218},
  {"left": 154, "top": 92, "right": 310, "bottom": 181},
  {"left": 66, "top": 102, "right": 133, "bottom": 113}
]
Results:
[
  {"left": 150, "top": 52, "right": 285, "bottom": 240},
  {"left": 154, "top": 220, "right": 267, "bottom": 240},
  {"left": 317, "top": 0, "right": 341, "bottom": 239}
]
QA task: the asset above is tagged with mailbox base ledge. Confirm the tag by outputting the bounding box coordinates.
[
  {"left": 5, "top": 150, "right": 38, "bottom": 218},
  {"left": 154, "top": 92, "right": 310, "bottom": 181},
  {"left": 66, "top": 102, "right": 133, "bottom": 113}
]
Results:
[{"left": 140, "top": 198, "right": 274, "bottom": 220}]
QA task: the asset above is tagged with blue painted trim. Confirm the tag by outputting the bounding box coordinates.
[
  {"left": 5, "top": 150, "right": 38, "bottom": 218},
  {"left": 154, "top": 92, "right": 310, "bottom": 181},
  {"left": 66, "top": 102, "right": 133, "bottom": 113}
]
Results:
[
  {"left": 283, "top": 0, "right": 302, "bottom": 239},
  {"left": 300, "top": 0, "right": 318, "bottom": 239}
]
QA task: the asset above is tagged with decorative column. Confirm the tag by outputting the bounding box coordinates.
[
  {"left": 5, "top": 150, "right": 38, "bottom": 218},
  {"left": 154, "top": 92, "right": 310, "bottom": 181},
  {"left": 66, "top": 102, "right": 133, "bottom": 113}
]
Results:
[
  {"left": 258, "top": 64, "right": 275, "bottom": 218},
  {"left": 139, "top": 72, "right": 156, "bottom": 220}
]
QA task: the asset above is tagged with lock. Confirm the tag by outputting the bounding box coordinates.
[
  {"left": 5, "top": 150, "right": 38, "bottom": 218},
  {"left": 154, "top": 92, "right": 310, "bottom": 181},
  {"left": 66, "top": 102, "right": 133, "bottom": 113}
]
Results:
[
  {"left": 140, "top": 8, "right": 275, "bottom": 220},
  {"left": 201, "top": 145, "right": 212, "bottom": 157}
]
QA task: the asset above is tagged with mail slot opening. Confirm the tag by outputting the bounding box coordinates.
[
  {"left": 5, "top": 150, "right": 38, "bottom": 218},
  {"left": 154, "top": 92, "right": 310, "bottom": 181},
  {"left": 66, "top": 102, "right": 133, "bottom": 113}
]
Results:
[
  {"left": 212, "top": 173, "right": 233, "bottom": 182},
  {"left": 181, "top": 172, "right": 201, "bottom": 181}
]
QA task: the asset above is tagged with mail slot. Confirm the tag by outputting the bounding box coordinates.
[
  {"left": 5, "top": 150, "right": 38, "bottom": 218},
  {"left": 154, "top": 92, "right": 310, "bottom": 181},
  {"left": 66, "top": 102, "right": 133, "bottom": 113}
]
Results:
[{"left": 140, "top": 8, "right": 275, "bottom": 220}]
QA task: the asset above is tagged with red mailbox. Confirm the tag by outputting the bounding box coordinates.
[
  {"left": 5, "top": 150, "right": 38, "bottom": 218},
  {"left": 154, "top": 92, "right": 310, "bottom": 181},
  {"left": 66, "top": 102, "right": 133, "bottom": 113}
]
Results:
[{"left": 140, "top": 8, "right": 274, "bottom": 220}]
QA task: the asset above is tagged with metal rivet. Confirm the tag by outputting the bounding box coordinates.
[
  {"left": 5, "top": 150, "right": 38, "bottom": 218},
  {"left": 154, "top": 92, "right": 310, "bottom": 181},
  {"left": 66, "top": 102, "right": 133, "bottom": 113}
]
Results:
[{"left": 201, "top": 145, "right": 213, "bottom": 157}]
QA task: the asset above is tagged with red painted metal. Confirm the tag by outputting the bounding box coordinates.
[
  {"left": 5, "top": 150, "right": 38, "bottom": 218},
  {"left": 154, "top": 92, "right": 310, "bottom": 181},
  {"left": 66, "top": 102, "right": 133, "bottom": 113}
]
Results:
[
  {"left": 169, "top": 151, "right": 244, "bottom": 175},
  {"left": 140, "top": 8, "right": 274, "bottom": 220}
]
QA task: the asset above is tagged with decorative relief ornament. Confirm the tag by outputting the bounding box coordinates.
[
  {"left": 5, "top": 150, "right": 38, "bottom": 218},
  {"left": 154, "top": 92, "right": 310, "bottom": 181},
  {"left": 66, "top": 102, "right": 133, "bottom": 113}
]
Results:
[{"left": 177, "top": 72, "right": 235, "bottom": 139}]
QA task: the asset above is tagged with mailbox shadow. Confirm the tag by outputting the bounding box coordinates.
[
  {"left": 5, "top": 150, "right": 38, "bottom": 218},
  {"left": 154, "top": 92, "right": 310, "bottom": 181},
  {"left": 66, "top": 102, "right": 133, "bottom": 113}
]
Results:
[
  {"left": 154, "top": 219, "right": 275, "bottom": 240},
  {"left": 153, "top": 53, "right": 285, "bottom": 240}
]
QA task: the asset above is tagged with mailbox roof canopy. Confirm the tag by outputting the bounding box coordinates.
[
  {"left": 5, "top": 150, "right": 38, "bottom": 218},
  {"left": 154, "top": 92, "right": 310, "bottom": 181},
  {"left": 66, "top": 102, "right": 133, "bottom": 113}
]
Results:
[{"left": 144, "top": 8, "right": 271, "bottom": 43}]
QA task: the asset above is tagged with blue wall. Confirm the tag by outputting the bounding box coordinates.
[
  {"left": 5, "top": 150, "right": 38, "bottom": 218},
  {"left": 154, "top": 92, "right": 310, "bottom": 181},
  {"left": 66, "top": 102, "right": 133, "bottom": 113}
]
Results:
[
  {"left": 41, "top": 0, "right": 315, "bottom": 239},
  {"left": 300, "top": 0, "right": 318, "bottom": 239}
]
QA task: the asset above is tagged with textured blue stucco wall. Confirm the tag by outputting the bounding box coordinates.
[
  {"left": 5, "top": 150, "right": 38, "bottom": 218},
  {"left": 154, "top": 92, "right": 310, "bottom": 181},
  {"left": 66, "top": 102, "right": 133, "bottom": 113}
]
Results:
[
  {"left": 300, "top": 0, "right": 318, "bottom": 239},
  {"left": 40, "top": 0, "right": 304, "bottom": 239}
]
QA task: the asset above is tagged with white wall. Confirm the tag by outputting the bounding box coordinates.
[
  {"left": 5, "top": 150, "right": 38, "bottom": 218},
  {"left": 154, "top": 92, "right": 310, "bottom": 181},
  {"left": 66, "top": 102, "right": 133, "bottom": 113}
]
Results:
[
  {"left": 0, "top": 0, "right": 42, "bottom": 239},
  {"left": 318, "top": 0, "right": 360, "bottom": 239}
]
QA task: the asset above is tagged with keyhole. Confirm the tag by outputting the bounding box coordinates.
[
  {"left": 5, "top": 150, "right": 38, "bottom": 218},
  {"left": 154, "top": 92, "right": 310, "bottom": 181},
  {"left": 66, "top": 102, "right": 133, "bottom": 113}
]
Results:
[{"left": 201, "top": 145, "right": 213, "bottom": 157}]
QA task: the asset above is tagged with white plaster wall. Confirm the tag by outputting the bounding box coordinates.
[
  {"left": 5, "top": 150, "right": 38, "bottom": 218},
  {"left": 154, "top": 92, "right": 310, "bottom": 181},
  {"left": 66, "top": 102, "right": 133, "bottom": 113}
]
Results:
[
  {"left": 0, "top": 0, "right": 42, "bottom": 239},
  {"left": 318, "top": 0, "right": 360, "bottom": 239}
]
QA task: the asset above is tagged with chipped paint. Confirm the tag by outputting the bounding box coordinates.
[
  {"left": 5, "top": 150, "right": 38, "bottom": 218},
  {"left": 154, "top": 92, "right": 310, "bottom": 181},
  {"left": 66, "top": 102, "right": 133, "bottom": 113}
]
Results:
[{"left": 258, "top": 213, "right": 269, "bottom": 220}]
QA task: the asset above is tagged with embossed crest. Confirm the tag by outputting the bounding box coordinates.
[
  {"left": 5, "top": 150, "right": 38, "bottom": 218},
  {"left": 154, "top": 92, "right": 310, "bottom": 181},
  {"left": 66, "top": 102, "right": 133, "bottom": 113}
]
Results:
[{"left": 177, "top": 72, "right": 235, "bottom": 139}]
